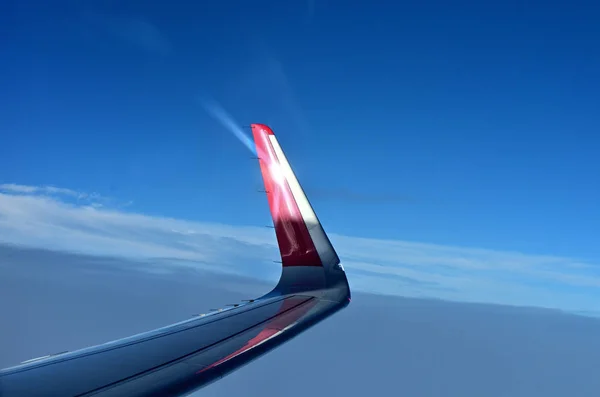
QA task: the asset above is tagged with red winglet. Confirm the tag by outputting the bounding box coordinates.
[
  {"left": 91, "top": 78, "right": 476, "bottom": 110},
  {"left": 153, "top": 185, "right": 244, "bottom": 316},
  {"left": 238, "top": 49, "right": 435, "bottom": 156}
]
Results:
[{"left": 251, "top": 124, "right": 322, "bottom": 267}]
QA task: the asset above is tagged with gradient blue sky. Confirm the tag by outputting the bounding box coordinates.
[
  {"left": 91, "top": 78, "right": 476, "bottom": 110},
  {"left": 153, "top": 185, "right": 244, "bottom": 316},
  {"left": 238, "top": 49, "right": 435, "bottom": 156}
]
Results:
[{"left": 2, "top": 0, "right": 600, "bottom": 314}]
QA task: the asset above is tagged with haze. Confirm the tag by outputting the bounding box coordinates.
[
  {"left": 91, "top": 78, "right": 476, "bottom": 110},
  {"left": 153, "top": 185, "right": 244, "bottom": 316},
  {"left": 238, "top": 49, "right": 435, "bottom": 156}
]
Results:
[{"left": 2, "top": 244, "right": 599, "bottom": 396}]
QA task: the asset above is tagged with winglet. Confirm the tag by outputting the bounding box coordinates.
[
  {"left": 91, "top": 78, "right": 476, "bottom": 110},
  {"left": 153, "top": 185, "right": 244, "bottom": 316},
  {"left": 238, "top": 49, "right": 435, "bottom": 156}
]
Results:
[{"left": 251, "top": 124, "right": 349, "bottom": 299}]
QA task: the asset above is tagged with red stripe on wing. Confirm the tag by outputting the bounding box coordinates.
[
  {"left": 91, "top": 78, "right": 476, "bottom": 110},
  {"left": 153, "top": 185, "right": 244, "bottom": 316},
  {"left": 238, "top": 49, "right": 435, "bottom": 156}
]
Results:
[{"left": 197, "top": 297, "right": 317, "bottom": 374}]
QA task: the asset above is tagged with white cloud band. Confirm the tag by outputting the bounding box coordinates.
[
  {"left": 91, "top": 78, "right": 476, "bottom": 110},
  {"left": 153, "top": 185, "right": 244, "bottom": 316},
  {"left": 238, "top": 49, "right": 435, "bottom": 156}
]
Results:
[{"left": 0, "top": 185, "right": 598, "bottom": 315}]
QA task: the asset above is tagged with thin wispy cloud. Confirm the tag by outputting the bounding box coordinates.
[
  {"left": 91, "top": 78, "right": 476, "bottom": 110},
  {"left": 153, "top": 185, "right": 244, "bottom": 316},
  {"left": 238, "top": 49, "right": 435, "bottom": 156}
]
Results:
[
  {"left": 86, "top": 13, "right": 172, "bottom": 55},
  {"left": 220, "top": 45, "right": 314, "bottom": 139},
  {"left": 0, "top": 186, "right": 599, "bottom": 315},
  {"left": 1, "top": 183, "right": 94, "bottom": 199},
  {"left": 307, "top": 0, "right": 316, "bottom": 20},
  {"left": 0, "top": 184, "right": 128, "bottom": 209}
]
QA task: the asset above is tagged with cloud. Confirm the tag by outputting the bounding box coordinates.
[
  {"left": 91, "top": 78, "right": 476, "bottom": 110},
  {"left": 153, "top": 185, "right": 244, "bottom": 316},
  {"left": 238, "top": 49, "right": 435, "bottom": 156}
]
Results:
[
  {"left": 220, "top": 45, "right": 313, "bottom": 139},
  {"left": 307, "top": 0, "right": 316, "bottom": 19},
  {"left": 85, "top": 12, "right": 172, "bottom": 55},
  {"left": 0, "top": 183, "right": 127, "bottom": 209},
  {"left": 112, "top": 17, "right": 171, "bottom": 55},
  {"left": 2, "top": 183, "right": 93, "bottom": 199},
  {"left": 0, "top": 185, "right": 599, "bottom": 315}
]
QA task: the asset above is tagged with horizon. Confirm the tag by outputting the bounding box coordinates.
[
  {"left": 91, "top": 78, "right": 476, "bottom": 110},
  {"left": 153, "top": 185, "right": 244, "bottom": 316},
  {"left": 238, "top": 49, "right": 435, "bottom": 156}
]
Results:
[{"left": 3, "top": 244, "right": 600, "bottom": 396}]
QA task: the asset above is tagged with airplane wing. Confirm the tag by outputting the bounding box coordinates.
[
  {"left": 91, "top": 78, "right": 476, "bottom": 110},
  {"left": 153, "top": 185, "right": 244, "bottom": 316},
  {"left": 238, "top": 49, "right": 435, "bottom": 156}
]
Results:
[{"left": 0, "top": 123, "right": 351, "bottom": 397}]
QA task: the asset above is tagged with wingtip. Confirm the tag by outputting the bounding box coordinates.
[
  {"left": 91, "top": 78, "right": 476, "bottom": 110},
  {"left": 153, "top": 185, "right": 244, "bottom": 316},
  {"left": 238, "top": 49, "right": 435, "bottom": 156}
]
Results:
[
  {"left": 251, "top": 123, "right": 350, "bottom": 301},
  {"left": 251, "top": 123, "right": 275, "bottom": 135}
]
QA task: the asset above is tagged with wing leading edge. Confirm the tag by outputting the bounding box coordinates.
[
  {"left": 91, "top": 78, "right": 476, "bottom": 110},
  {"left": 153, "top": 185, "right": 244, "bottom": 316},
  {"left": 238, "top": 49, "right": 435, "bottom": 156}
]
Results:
[{"left": 0, "top": 124, "right": 350, "bottom": 397}]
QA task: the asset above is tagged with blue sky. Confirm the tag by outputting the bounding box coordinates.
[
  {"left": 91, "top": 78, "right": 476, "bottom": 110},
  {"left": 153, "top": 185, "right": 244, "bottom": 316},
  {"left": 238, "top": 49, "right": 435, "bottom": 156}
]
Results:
[{"left": 1, "top": 0, "right": 600, "bottom": 314}]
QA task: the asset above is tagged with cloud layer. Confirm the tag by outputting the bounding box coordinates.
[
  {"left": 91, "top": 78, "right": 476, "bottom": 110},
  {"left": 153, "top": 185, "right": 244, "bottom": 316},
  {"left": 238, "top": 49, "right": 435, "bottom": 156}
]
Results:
[{"left": 0, "top": 185, "right": 599, "bottom": 315}]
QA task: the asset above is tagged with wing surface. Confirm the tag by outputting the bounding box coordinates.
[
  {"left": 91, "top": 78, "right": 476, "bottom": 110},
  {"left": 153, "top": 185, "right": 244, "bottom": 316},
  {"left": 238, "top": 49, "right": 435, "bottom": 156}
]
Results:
[{"left": 0, "top": 124, "right": 350, "bottom": 397}]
